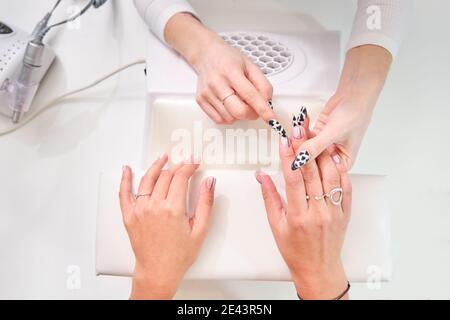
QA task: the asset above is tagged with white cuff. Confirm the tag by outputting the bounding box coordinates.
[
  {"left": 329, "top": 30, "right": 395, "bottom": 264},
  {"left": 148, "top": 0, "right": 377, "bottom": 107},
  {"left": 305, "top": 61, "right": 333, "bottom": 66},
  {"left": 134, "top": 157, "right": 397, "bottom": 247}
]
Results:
[
  {"left": 347, "top": 0, "right": 412, "bottom": 59},
  {"left": 134, "top": 0, "right": 198, "bottom": 44}
]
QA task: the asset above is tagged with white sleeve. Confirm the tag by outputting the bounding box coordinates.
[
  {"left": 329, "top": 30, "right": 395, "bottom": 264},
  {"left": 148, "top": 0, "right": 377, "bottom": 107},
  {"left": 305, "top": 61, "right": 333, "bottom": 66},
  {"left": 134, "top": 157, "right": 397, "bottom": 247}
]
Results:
[
  {"left": 133, "top": 0, "right": 198, "bottom": 44},
  {"left": 347, "top": 0, "right": 412, "bottom": 58}
]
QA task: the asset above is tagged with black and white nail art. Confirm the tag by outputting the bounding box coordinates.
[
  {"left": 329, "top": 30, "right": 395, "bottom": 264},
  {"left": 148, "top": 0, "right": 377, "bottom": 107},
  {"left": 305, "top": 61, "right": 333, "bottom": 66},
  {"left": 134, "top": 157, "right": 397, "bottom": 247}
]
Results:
[
  {"left": 291, "top": 150, "right": 310, "bottom": 170},
  {"left": 268, "top": 100, "right": 273, "bottom": 110},
  {"left": 268, "top": 119, "right": 287, "bottom": 138},
  {"left": 292, "top": 106, "right": 307, "bottom": 127}
]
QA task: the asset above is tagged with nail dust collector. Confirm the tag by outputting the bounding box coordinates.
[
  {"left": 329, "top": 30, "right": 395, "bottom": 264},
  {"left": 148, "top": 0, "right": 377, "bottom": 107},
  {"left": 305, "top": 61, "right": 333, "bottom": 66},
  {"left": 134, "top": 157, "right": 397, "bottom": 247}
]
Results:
[{"left": 96, "top": 29, "right": 392, "bottom": 282}]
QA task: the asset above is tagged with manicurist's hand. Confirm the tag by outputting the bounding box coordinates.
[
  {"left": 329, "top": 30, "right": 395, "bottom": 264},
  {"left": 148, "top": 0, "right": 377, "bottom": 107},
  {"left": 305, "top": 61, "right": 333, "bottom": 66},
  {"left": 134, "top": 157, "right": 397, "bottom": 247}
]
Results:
[
  {"left": 291, "top": 45, "right": 392, "bottom": 171},
  {"left": 119, "top": 154, "right": 216, "bottom": 299},
  {"left": 164, "top": 13, "right": 276, "bottom": 125},
  {"left": 256, "top": 128, "right": 352, "bottom": 299}
]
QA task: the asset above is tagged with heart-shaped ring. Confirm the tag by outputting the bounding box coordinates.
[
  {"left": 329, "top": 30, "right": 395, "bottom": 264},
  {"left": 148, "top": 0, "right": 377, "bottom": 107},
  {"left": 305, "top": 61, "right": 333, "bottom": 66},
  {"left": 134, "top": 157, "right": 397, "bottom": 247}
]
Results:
[
  {"left": 306, "top": 187, "right": 343, "bottom": 206},
  {"left": 327, "top": 187, "right": 343, "bottom": 206}
]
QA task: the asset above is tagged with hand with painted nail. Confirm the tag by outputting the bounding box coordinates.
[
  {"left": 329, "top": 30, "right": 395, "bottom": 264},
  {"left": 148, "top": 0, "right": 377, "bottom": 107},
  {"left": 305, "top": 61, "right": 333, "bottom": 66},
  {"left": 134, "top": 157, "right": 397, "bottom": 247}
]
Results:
[
  {"left": 119, "top": 155, "right": 216, "bottom": 300},
  {"left": 164, "top": 13, "right": 278, "bottom": 125},
  {"left": 291, "top": 45, "right": 393, "bottom": 170},
  {"left": 256, "top": 131, "right": 352, "bottom": 299}
]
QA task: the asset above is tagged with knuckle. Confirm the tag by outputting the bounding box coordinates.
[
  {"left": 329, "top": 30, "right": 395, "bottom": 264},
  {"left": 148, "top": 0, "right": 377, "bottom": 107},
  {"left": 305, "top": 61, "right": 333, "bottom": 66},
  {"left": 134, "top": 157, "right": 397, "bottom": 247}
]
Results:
[
  {"left": 204, "top": 193, "right": 214, "bottom": 207},
  {"left": 195, "top": 94, "right": 203, "bottom": 105},
  {"left": 196, "top": 91, "right": 207, "bottom": 104},
  {"left": 208, "top": 76, "right": 222, "bottom": 91},
  {"left": 292, "top": 216, "right": 309, "bottom": 230},
  {"left": 262, "top": 190, "right": 273, "bottom": 203},
  {"left": 162, "top": 202, "right": 174, "bottom": 214},
  {"left": 215, "top": 118, "right": 225, "bottom": 125},
  {"left": 232, "top": 107, "right": 247, "bottom": 120},
  {"left": 317, "top": 214, "right": 333, "bottom": 228},
  {"left": 229, "top": 68, "right": 244, "bottom": 79},
  {"left": 242, "top": 90, "right": 257, "bottom": 102},
  {"left": 325, "top": 174, "right": 341, "bottom": 188},
  {"left": 122, "top": 214, "right": 135, "bottom": 228},
  {"left": 285, "top": 173, "right": 302, "bottom": 187},
  {"left": 301, "top": 166, "right": 318, "bottom": 182}
]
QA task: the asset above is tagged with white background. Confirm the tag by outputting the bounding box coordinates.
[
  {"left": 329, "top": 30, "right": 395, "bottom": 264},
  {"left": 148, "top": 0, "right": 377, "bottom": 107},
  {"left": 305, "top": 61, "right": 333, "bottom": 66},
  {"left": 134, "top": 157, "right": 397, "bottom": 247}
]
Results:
[{"left": 0, "top": 0, "right": 449, "bottom": 299}]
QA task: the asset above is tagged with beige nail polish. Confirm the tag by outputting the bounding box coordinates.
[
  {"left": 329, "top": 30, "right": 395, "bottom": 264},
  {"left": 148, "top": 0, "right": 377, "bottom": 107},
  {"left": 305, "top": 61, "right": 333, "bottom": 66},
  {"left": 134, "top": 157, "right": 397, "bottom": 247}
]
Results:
[
  {"left": 332, "top": 154, "right": 341, "bottom": 164},
  {"left": 292, "top": 126, "right": 303, "bottom": 139},
  {"left": 281, "top": 137, "right": 290, "bottom": 147}
]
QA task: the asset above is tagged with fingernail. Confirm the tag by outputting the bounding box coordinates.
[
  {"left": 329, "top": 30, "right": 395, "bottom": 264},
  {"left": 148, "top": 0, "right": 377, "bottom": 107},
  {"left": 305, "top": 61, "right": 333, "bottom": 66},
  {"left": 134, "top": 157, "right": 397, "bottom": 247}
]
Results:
[
  {"left": 153, "top": 153, "right": 166, "bottom": 164},
  {"left": 206, "top": 176, "right": 216, "bottom": 191},
  {"left": 255, "top": 171, "right": 263, "bottom": 184},
  {"left": 268, "top": 119, "right": 287, "bottom": 138},
  {"left": 184, "top": 155, "right": 201, "bottom": 164},
  {"left": 332, "top": 154, "right": 341, "bottom": 164},
  {"left": 292, "top": 106, "right": 307, "bottom": 127},
  {"left": 268, "top": 100, "right": 273, "bottom": 110},
  {"left": 122, "top": 165, "right": 128, "bottom": 172},
  {"left": 292, "top": 126, "right": 303, "bottom": 139},
  {"left": 291, "top": 150, "right": 310, "bottom": 171},
  {"left": 281, "top": 136, "right": 290, "bottom": 148}
]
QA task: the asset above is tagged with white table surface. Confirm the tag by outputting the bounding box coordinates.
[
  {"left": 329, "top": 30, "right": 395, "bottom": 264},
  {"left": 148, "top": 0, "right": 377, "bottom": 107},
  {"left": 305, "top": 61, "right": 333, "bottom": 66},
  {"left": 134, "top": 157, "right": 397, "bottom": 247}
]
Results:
[{"left": 0, "top": 0, "right": 449, "bottom": 299}]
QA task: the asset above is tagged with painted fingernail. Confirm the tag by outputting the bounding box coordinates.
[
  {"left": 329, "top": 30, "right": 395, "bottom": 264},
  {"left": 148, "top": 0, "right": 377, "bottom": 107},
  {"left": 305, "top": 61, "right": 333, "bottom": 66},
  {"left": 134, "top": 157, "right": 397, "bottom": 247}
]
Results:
[
  {"left": 291, "top": 150, "right": 310, "bottom": 171},
  {"left": 153, "top": 153, "right": 166, "bottom": 164},
  {"left": 206, "top": 177, "right": 216, "bottom": 191},
  {"left": 281, "top": 136, "right": 290, "bottom": 148},
  {"left": 332, "top": 154, "right": 341, "bottom": 164},
  {"left": 254, "top": 171, "right": 263, "bottom": 184},
  {"left": 268, "top": 100, "right": 273, "bottom": 110},
  {"left": 193, "top": 154, "right": 201, "bottom": 164},
  {"left": 292, "top": 126, "right": 303, "bottom": 139},
  {"left": 292, "top": 106, "right": 307, "bottom": 127},
  {"left": 268, "top": 119, "right": 287, "bottom": 138}
]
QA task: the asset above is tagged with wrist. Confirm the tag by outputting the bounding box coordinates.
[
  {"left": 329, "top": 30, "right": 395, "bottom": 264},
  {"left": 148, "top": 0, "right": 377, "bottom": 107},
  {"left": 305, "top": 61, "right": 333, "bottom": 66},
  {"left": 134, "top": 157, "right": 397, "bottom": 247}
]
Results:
[
  {"left": 164, "top": 12, "right": 218, "bottom": 68},
  {"left": 292, "top": 262, "right": 349, "bottom": 300},
  {"left": 336, "top": 45, "right": 392, "bottom": 109},
  {"left": 130, "top": 266, "right": 178, "bottom": 300}
]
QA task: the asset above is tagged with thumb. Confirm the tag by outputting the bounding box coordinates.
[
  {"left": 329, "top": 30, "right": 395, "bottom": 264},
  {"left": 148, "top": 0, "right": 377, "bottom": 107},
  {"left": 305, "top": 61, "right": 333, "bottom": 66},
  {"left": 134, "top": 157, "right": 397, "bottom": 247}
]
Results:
[
  {"left": 191, "top": 177, "right": 216, "bottom": 241},
  {"left": 291, "top": 124, "right": 337, "bottom": 170}
]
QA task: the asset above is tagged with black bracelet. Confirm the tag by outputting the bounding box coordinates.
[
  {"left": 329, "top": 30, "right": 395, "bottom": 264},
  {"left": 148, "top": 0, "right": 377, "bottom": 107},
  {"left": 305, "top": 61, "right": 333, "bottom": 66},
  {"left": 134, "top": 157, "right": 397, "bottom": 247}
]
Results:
[{"left": 297, "top": 281, "right": 351, "bottom": 300}]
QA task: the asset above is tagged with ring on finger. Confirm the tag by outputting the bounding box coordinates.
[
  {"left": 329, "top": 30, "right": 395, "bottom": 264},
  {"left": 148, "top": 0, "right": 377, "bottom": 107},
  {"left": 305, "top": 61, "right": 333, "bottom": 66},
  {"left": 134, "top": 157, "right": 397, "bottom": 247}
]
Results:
[
  {"left": 306, "top": 187, "right": 343, "bottom": 206},
  {"left": 134, "top": 193, "right": 151, "bottom": 200},
  {"left": 221, "top": 92, "right": 236, "bottom": 104}
]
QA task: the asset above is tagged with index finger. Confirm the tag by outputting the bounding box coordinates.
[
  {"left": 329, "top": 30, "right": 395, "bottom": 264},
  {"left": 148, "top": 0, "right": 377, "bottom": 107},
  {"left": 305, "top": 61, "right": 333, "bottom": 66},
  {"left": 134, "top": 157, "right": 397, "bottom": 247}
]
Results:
[
  {"left": 228, "top": 73, "right": 276, "bottom": 122},
  {"left": 166, "top": 161, "right": 200, "bottom": 209}
]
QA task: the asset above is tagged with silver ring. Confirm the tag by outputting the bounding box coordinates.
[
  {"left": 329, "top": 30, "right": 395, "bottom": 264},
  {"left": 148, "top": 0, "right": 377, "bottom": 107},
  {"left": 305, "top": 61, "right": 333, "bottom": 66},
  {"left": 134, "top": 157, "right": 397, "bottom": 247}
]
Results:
[
  {"left": 306, "top": 187, "right": 343, "bottom": 206},
  {"left": 222, "top": 92, "right": 236, "bottom": 104},
  {"left": 134, "top": 193, "right": 151, "bottom": 200}
]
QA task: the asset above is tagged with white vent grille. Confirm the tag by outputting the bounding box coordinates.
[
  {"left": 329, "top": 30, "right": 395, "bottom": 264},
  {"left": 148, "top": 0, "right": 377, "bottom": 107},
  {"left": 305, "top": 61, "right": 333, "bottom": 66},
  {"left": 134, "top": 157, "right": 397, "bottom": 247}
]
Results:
[{"left": 220, "top": 32, "right": 294, "bottom": 76}]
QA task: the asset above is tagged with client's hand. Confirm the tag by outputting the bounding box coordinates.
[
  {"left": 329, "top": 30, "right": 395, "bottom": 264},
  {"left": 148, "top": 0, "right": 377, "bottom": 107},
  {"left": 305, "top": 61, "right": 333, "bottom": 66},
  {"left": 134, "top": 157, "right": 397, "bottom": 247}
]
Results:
[
  {"left": 119, "top": 154, "right": 216, "bottom": 299},
  {"left": 256, "top": 128, "right": 352, "bottom": 299}
]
